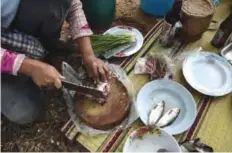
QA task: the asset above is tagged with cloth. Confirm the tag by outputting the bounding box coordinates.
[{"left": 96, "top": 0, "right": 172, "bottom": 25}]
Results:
[
  {"left": 1, "top": 74, "right": 44, "bottom": 124},
  {"left": 1, "top": 28, "right": 46, "bottom": 75},
  {"left": 1, "top": 28, "right": 46, "bottom": 59},
  {"left": 1, "top": 49, "right": 25, "bottom": 75},
  {"left": 67, "top": 0, "right": 93, "bottom": 40},
  {"left": 1, "top": 0, "right": 20, "bottom": 28}
]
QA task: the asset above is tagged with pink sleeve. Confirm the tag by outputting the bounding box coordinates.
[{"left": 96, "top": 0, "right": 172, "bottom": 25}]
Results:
[
  {"left": 1, "top": 48, "right": 26, "bottom": 75},
  {"left": 66, "top": 0, "right": 93, "bottom": 40}
]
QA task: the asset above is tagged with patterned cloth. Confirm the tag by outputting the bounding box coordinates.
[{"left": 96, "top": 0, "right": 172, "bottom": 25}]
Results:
[
  {"left": 67, "top": 0, "right": 93, "bottom": 40},
  {"left": 1, "top": 29, "right": 46, "bottom": 75},
  {"left": 1, "top": 28, "right": 46, "bottom": 59},
  {"left": 1, "top": 49, "right": 25, "bottom": 75}
]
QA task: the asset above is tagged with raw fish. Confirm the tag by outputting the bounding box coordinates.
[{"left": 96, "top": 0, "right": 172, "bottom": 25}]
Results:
[
  {"left": 148, "top": 101, "right": 165, "bottom": 126},
  {"left": 156, "top": 108, "right": 180, "bottom": 128}
]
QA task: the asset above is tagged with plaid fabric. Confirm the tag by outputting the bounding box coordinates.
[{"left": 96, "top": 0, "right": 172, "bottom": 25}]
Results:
[
  {"left": 1, "top": 28, "right": 47, "bottom": 60},
  {"left": 67, "top": 0, "right": 93, "bottom": 40}
]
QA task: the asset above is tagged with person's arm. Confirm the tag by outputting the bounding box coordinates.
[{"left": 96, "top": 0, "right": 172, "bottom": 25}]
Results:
[
  {"left": 66, "top": 0, "right": 94, "bottom": 58},
  {"left": 66, "top": 0, "right": 93, "bottom": 40},
  {"left": 1, "top": 48, "right": 62, "bottom": 88},
  {"left": 66, "top": 0, "right": 108, "bottom": 81}
]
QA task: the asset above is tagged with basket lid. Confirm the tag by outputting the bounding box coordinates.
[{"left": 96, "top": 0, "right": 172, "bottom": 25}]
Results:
[{"left": 182, "top": 0, "right": 216, "bottom": 17}]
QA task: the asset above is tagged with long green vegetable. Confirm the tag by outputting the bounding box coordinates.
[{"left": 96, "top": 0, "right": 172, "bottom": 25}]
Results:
[{"left": 91, "top": 34, "right": 135, "bottom": 56}]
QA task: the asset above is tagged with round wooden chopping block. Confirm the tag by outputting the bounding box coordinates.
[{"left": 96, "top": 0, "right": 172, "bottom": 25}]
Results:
[{"left": 75, "top": 77, "right": 130, "bottom": 130}]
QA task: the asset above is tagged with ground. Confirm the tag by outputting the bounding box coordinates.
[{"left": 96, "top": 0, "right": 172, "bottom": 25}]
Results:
[{"left": 1, "top": 0, "right": 157, "bottom": 151}]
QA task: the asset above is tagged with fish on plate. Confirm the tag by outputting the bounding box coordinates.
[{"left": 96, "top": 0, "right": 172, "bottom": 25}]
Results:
[
  {"left": 157, "top": 148, "right": 169, "bottom": 152},
  {"left": 148, "top": 101, "right": 165, "bottom": 126},
  {"left": 156, "top": 108, "right": 180, "bottom": 128}
]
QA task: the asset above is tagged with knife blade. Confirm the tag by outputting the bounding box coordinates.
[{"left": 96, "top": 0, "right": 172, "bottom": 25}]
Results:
[{"left": 60, "top": 77, "right": 107, "bottom": 98}]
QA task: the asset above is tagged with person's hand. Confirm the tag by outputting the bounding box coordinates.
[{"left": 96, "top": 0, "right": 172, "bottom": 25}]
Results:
[
  {"left": 19, "top": 58, "right": 63, "bottom": 88},
  {"left": 76, "top": 36, "right": 109, "bottom": 81},
  {"left": 31, "top": 62, "right": 63, "bottom": 88},
  {"left": 83, "top": 55, "right": 109, "bottom": 82}
]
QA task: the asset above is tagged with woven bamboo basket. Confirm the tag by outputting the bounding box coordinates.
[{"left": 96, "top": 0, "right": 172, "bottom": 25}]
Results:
[{"left": 181, "top": 0, "right": 216, "bottom": 42}]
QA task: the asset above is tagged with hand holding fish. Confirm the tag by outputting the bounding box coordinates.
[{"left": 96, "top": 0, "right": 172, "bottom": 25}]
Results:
[{"left": 83, "top": 55, "right": 109, "bottom": 82}]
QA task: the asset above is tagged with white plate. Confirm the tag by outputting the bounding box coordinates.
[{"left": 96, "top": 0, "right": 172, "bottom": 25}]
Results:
[
  {"left": 104, "top": 26, "right": 144, "bottom": 57},
  {"left": 123, "top": 127, "right": 181, "bottom": 152},
  {"left": 136, "top": 79, "right": 197, "bottom": 135},
  {"left": 183, "top": 51, "right": 232, "bottom": 96}
]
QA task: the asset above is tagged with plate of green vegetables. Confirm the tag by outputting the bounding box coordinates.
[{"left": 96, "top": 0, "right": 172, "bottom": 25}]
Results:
[
  {"left": 90, "top": 26, "right": 143, "bottom": 58},
  {"left": 104, "top": 26, "right": 144, "bottom": 57}
]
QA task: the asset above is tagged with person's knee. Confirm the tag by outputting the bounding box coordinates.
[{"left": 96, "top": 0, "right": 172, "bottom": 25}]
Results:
[
  {"left": 1, "top": 75, "right": 45, "bottom": 125},
  {"left": 6, "top": 102, "right": 41, "bottom": 125}
]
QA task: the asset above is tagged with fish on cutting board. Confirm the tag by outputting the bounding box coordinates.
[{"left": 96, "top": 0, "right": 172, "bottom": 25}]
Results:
[
  {"left": 156, "top": 108, "right": 180, "bottom": 128},
  {"left": 148, "top": 101, "right": 165, "bottom": 126}
]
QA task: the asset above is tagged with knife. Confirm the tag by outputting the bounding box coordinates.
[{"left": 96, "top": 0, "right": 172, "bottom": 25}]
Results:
[{"left": 60, "top": 77, "right": 107, "bottom": 98}]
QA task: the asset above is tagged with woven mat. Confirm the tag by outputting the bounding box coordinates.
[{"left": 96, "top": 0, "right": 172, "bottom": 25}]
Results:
[{"left": 61, "top": 1, "right": 232, "bottom": 151}]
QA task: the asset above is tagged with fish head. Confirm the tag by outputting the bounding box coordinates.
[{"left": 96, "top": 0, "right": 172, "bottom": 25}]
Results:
[
  {"left": 156, "top": 100, "right": 165, "bottom": 107},
  {"left": 160, "top": 101, "right": 165, "bottom": 106},
  {"left": 167, "top": 108, "right": 180, "bottom": 115},
  {"left": 172, "top": 108, "right": 180, "bottom": 113}
]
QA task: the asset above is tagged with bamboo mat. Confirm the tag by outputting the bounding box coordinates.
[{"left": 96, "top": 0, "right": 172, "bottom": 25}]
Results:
[
  {"left": 114, "top": 1, "right": 232, "bottom": 151},
  {"left": 61, "top": 0, "right": 232, "bottom": 151}
]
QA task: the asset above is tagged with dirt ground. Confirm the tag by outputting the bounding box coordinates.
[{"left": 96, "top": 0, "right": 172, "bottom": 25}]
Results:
[{"left": 1, "top": 0, "right": 157, "bottom": 152}]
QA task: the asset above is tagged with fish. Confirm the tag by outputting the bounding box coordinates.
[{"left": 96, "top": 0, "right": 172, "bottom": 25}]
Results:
[
  {"left": 156, "top": 108, "right": 180, "bottom": 128},
  {"left": 180, "top": 138, "right": 214, "bottom": 152},
  {"left": 148, "top": 101, "right": 165, "bottom": 126}
]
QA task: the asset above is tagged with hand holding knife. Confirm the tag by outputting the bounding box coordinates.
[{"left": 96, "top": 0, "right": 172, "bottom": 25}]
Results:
[{"left": 60, "top": 76, "right": 108, "bottom": 99}]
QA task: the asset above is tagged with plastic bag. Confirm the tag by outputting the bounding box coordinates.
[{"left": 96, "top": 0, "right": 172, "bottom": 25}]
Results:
[
  {"left": 133, "top": 52, "right": 175, "bottom": 80},
  {"left": 61, "top": 62, "right": 138, "bottom": 135}
]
